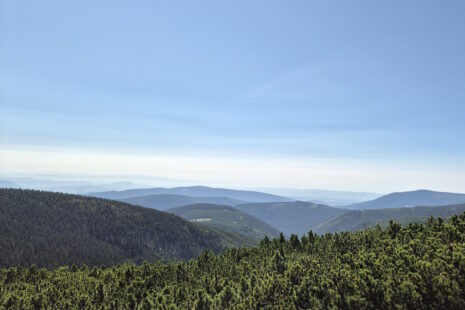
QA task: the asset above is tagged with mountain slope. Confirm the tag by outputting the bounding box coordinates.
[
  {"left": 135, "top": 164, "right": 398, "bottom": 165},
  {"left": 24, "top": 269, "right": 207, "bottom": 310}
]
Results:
[
  {"left": 122, "top": 194, "right": 246, "bottom": 211},
  {"left": 315, "top": 203, "right": 465, "bottom": 234},
  {"left": 0, "top": 189, "right": 226, "bottom": 268},
  {"left": 91, "top": 185, "right": 292, "bottom": 203},
  {"left": 167, "top": 203, "right": 280, "bottom": 245},
  {"left": 235, "top": 201, "right": 347, "bottom": 236},
  {"left": 345, "top": 189, "right": 465, "bottom": 210}
]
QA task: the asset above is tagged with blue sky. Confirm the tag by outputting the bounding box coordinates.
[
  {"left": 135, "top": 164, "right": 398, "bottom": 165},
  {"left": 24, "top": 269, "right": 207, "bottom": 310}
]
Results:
[{"left": 1, "top": 1, "right": 465, "bottom": 192}]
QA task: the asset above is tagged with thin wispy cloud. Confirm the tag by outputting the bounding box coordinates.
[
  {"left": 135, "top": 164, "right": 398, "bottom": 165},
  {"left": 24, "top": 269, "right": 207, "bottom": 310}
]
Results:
[{"left": 244, "top": 66, "right": 313, "bottom": 99}]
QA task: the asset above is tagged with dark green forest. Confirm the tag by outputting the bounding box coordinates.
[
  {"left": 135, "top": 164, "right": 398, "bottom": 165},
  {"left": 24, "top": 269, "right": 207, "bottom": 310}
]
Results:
[
  {"left": 1, "top": 213, "right": 465, "bottom": 309},
  {"left": 0, "top": 189, "right": 225, "bottom": 268},
  {"left": 167, "top": 203, "right": 280, "bottom": 244},
  {"left": 314, "top": 203, "right": 465, "bottom": 234}
]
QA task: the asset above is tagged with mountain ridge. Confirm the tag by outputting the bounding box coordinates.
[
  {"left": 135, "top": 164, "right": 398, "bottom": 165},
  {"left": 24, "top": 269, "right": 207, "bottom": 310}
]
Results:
[
  {"left": 166, "top": 203, "right": 280, "bottom": 245},
  {"left": 91, "top": 185, "right": 293, "bottom": 203},
  {"left": 344, "top": 189, "right": 465, "bottom": 210},
  {"left": 235, "top": 201, "right": 347, "bottom": 236},
  {"left": 121, "top": 194, "right": 246, "bottom": 211}
]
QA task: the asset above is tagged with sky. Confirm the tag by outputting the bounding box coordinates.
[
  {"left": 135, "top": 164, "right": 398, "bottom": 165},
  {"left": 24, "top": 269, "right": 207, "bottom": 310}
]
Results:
[{"left": 1, "top": 0, "right": 465, "bottom": 193}]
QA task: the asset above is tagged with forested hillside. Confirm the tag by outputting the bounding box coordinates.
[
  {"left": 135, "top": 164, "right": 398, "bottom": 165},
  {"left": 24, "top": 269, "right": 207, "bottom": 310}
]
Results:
[
  {"left": 315, "top": 203, "right": 465, "bottom": 234},
  {"left": 167, "top": 203, "right": 280, "bottom": 244},
  {"left": 235, "top": 201, "right": 347, "bottom": 236},
  {"left": 0, "top": 189, "right": 225, "bottom": 268},
  {"left": 1, "top": 214, "right": 465, "bottom": 309},
  {"left": 345, "top": 189, "right": 465, "bottom": 210},
  {"left": 122, "top": 194, "right": 245, "bottom": 211}
]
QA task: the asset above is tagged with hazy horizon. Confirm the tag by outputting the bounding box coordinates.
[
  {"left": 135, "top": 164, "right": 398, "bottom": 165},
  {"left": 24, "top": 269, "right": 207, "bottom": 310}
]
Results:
[{"left": 1, "top": 1, "right": 465, "bottom": 193}]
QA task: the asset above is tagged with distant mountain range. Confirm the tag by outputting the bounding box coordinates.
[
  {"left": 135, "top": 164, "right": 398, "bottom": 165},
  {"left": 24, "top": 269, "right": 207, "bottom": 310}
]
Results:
[
  {"left": 0, "top": 189, "right": 228, "bottom": 268},
  {"left": 91, "top": 186, "right": 293, "bottom": 203},
  {"left": 235, "top": 201, "right": 347, "bottom": 236},
  {"left": 0, "top": 176, "right": 144, "bottom": 194},
  {"left": 315, "top": 203, "right": 465, "bottom": 234},
  {"left": 167, "top": 203, "right": 280, "bottom": 245},
  {"left": 344, "top": 190, "right": 465, "bottom": 210},
  {"left": 255, "top": 188, "right": 381, "bottom": 206},
  {"left": 122, "top": 194, "right": 246, "bottom": 211},
  {"left": 95, "top": 187, "right": 465, "bottom": 238}
]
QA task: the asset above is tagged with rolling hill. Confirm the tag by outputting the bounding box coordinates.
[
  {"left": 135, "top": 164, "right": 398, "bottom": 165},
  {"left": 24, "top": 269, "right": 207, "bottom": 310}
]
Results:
[
  {"left": 235, "top": 201, "right": 347, "bottom": 236},
  {"left": 344, "top": 189, "right": 465, "bottom": 210},
  {"left": 91, "top": 185, "right": 292, "bottom": 203},
  {"left": 0, "top": 189, "right": 228, "bottom": 268},
  {"left": 167, "top": 203, "right": 280, "bottom": 245},
  {"left": 315, "top": 203, "right": 465, "bottom": 234},
  {"left": 122, "top": 194, "right": 246, "bottom": 211}
]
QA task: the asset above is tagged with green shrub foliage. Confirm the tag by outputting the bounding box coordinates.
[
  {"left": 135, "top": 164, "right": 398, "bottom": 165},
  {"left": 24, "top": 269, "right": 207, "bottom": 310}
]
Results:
[{"left": 2, "top": 213, "right": 465, "bottom": 309}]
